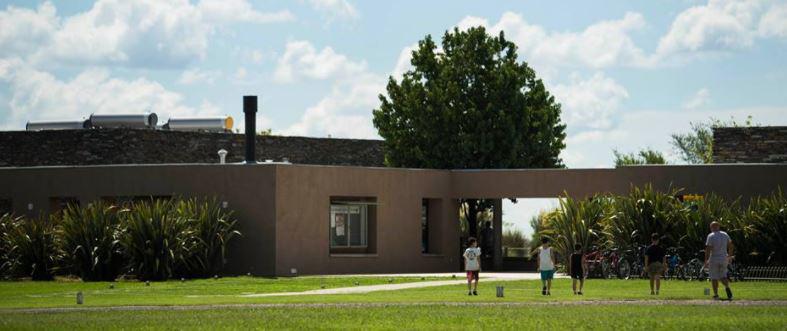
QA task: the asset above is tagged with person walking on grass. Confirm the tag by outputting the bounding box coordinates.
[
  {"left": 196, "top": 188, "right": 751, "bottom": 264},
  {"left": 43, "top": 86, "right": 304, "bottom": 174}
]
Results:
[
  {"left": 569, "top": 244, "right": 587, "bottom": 295},
  {"left": 537, "top": 237, "right": 556, "bottom": 296},
  {"left": 644, "top": 233, "right": 668, "bottom": 295},
  {"left": 463, "top": 237, "right": 481, "bottom": 296},
  {"left": 705, "top": 221, "right": 734, "bottom": 300}
]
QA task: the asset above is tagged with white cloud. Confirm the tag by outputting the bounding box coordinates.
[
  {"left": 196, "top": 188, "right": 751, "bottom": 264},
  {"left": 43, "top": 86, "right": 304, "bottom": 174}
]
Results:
[
  {"left": 550, "top": 72, "right": 629, "bottom": 131},
  {"left": 281, "top": 72, "right": 382, "bottom": 139},
  {"left": 454, "top": 11, "right": 651, "bottom": 71},
  {"left": 274, "top": 40, "right": 367, "bottom": 83},
  {"left": 0, "top": 59, "right": 218, "bottom": 130},
  {"left": 657, "top": 0, "right": 764, "bottom": 56},
  {"left": 0, "top": 0, "right": 293, "bottom": 68},
  {"left": 178, "top": 68, "right": 221, "bottom": 85},
  {"left": 391, "top": 44, "right": 417, "bottom": 79},
  {"left": 683, "top": 88, "right": 711, "bottom": 109},
  {"left": 0, "top": 2, "right": 58, "bottom": 58},
  {"left": 308, "top": 0, "right": 359, "bottom": 21},
  {"left": 656, "top": 0, "right": 787, "bottom": 59},
  {"left": 198, "top": 0, "right": 294, "bottom": 24},
  {"left": 759, "top": 3, "right": 787, "bottom": 38}
]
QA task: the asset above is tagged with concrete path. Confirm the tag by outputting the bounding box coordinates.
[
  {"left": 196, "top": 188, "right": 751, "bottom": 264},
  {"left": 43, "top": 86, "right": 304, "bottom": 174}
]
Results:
[{"left": 241, "top": 272, "right": 557, "bottom": 298}]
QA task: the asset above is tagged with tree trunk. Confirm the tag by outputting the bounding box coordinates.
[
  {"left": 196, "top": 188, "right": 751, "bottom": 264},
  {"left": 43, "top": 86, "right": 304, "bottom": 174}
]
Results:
[{"left": 466, "top": 199, "right": 479, "bottom": 238}]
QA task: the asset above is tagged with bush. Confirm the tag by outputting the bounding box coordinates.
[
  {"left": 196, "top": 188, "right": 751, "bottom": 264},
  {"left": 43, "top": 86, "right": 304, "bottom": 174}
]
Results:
[
  {"left": 542, "top": 196, "right": 607, "bottom": 265},
  {"left": 119, "top": 197, "right": 241, "bottom": 281},
  {"left": 58, "top": 202, "right": 124, "bottom": 281},
  {"left": 3, "top": 216, "right": 59, "bottom": 280},
  {"left": 119, "top": 199, "right": 194, "bottom": 281},
  {"left": 743, "top": 189, "right": 787, "bottom": 265},
  {"left": 538, "top": 185, "right": 785, "bottom": 266},
  {"left": 603, "top": 185, "right": 682, "bottom": 249}
]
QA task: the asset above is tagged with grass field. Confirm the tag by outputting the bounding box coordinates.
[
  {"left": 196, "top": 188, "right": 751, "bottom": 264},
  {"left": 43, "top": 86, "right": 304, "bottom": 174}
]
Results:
[
  {"left": 0, "top": 275, "right": 445, "bottom": 308},
  {"left": 0, "top": 276, "right": 785, "bottom": 330},
  {"left": 2, "top": 304, "right": 785, "bottom": 330}
]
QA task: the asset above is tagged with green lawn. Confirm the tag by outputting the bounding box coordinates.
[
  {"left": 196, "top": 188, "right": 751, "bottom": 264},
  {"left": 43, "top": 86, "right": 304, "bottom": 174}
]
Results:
[
  {"left": 1, "top": 277, "right": 786, "bottom": 309},
  {"left": 1, "top": 277, "right": 786, "bottom": 330},
  {"left": 1, "top": 304, "right": 785, "bottom": 330},
  {"left": 0, "top": 275, "right": 445, "bottom": 308}
]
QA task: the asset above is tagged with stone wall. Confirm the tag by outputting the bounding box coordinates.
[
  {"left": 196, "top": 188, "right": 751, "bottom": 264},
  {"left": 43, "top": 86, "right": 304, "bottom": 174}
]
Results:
[
  {"left": 0, "top": 129, "right": 385, "bottom": 167},
  {"left": 713, "top": 126, "right": 787, "bottom": 163}
]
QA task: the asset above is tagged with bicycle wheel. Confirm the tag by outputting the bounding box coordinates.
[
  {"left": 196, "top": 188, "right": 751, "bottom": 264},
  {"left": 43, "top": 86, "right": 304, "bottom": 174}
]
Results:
[
  {"left": 618, "top": 260, "right": 631, "bottom": 279},
  {"left": 601, "top": 260, "right": 612, "bottom": 279}
]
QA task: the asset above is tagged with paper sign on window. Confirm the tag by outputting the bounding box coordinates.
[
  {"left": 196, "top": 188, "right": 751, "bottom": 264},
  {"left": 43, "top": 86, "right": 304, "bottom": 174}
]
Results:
[{"left": 335, "top": 214, "right": 346, "bottom": 236}]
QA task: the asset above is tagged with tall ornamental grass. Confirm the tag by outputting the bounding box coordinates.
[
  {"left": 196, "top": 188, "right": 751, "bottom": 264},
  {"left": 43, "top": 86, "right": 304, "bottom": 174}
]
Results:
[
  {"left": 174, "top": 198, "right": 240, "bottom": 278},
  {"left": 119, "top": 199, "right": 194, "bottom": 281},
  {"left": 2, "top": 215, "right": 59, "bottom": 280},
  {"left": 539, "top": 186, "right": 786, "bottom": 266},
  {"left": 58, "top": 202, "right": 124, "bottom": 281}
]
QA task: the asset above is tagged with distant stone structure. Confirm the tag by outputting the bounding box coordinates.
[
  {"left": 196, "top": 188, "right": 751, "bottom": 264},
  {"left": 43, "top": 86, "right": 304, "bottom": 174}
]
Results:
[
  {"left": 713, "top": 126, "right": 787, "bottom": 163},
  {"left": 0, "top": 129, "right": 385, "bottom": 167}
]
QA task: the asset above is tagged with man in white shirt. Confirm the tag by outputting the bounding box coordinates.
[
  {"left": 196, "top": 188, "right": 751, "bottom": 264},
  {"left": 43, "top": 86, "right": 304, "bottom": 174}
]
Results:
[
  {"left": 704, "top": 221, "right": 734, "bottom": 300},
  {"left": 463, "top": 237, "right": 482, "bottom": 296}
]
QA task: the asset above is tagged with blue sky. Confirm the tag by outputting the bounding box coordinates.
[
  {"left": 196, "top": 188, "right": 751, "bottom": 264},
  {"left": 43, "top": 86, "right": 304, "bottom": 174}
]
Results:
[{"left": 1, "top": 0, "right": 786, "bottom": 233}]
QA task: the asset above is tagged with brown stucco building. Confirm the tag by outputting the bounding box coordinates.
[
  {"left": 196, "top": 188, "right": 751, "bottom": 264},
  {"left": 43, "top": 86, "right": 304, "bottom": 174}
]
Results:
[{"left": 2, "top": 162, "right": 785, "bottom": 276}]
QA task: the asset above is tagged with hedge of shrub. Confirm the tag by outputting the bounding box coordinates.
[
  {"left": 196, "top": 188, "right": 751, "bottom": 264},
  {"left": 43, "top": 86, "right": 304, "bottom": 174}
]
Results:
[
  {"left": 0, "top": 197, "right": 240, "bottom": 281},
  {"left": 532, "top": 186, "right": 786, "bottom": 266}
]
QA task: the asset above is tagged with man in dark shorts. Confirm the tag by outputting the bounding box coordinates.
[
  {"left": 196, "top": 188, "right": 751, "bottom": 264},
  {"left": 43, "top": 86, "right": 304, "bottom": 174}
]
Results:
[
  {"left": 569, "top": 243, "right": 587, "bottom": 295},
  {"left": 644, "top": 233, "right": 668, "bottom": 295}
]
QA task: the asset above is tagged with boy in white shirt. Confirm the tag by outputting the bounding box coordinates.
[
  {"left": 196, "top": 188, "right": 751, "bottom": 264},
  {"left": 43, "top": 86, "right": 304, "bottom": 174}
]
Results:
[
  {"left": 537, "top": 237, "right": 556, "bottom": 296},
  {"left": 463, "top": 237, "right": 481, "bottom": 296}
]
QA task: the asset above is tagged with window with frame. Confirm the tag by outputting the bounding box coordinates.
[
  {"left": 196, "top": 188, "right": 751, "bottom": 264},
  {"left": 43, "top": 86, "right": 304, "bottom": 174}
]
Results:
[{"left": 330, "top": 204, "right": 368, "bottom": 248}]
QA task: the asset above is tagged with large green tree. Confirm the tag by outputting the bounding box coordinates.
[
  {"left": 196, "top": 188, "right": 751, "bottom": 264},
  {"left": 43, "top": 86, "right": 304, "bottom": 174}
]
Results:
[{"left": 373, "top": 27, "right": 566, "bottom": 237}]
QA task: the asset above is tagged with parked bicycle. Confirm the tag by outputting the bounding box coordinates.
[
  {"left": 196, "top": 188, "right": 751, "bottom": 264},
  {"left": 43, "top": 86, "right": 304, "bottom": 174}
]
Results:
[
  {"left": 628, "top": 245, "right": 647, "bottom": 279},
  {"left": 597, "top": 248, "right": 632, "bottom": 279},
  {"left": 665, "top": 247, "right": 688, "bottom": 280},
  {"left": 584, "top": 246, "right": 608, "bottom": 279},
  {"left": 685, "top": 250, "right": 708, "bottom": 281}
]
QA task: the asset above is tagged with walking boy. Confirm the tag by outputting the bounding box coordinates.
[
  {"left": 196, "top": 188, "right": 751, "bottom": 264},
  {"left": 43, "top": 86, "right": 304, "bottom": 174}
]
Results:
[
  {"left": 463, "top": 237, "right": 481, "bottom": 296},
  {"left": 645, "top": 233, "right": 668, "bottom": 295},
  {"left": 537, "top": 237, "right": 556, "bottom": 296},
  {"left": 569, "top": 243, "right": 586, "bottom": 295},
  {"left": 705, "top": 221, "right": 734, "bottom": 300}
]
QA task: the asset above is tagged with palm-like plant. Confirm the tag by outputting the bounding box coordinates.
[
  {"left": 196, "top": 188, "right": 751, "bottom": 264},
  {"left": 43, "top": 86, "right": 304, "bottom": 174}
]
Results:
[
  {"left": 3, "top": 215, "right": 60, "bottom": 280},
  {"left": 744, "top": 188, "right": 787, "bottom": 265},
  {"left": 543, "top": 195, "right": 607, "bottom": 265},
  {"left": 603, "top": 185, "right": 682, "bottom": 249},
  {"left": 174, "top": 198, "right": 240, "bottom": 277},
  {"left": 58, "top": 201, "right": 124, "bottom": 281},
  {"left": 119, "top": 199, "right": 193, "bottom": 281}
]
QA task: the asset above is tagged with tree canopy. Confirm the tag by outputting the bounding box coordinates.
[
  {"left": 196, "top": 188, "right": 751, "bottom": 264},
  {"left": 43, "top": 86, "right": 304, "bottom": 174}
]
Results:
[
  {"left": 373, "top": 27, "right": 566, "bottom": 170},
  {"left": 613, "top": 148, "right": 667, "bottom": 167}
]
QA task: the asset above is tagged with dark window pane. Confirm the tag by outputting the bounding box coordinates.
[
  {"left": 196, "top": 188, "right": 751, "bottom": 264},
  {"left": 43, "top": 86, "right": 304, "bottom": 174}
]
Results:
[{"left": 349, "top": 213, "right": 362, "bottom": 246}]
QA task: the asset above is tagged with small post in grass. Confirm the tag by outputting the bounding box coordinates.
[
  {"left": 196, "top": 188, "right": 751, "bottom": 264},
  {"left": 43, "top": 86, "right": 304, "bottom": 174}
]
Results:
[
  {"left": 496, "top": 285, "right": 504, "bottom": 298},
  {"left": 76, "top": 291, "right": 84, "bottom": 305}
]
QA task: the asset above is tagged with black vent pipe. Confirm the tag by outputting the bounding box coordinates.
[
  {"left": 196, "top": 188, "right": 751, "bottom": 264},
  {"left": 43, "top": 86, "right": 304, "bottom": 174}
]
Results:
[{"left": 243, "top": 95, "right": 257, "bottom": 164}]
